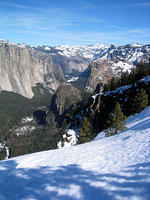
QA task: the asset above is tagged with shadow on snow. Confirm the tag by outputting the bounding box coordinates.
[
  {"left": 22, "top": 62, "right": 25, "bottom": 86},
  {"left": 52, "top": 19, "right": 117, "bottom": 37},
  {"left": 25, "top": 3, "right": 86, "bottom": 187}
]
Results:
[{"left": 0, "top": 160, "right": 150, "bottom": 200}]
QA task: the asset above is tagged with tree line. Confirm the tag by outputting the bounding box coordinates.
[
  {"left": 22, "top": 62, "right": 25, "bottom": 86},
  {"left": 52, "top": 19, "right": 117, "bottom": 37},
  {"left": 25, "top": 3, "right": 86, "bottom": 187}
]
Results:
[{"left": 104, "top": 61, "right": 150, "bottom": 91}]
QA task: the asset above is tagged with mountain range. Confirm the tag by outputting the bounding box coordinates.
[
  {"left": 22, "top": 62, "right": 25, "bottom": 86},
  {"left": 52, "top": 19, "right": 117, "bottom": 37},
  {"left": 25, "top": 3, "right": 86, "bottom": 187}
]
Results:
[
  {"left": 0, "top": 39, "right": 149, "bottom": 98},
  {"left": 36, "top": 42, "right": 150, "bottom": 75}
]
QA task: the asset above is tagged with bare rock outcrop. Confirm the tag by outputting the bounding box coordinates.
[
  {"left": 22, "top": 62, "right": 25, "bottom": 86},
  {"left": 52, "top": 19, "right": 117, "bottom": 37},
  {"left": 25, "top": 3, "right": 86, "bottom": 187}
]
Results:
[
  {"left": 85, "top": 61, "right": 113, "bottom": 92},
  {"left": 51, "top": 83, "right": 82, "bottom": 117}
]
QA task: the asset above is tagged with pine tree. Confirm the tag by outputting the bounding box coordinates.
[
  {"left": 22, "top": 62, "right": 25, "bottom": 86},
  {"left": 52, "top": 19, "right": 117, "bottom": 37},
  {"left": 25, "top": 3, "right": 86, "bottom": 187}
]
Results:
[
  {"left": 61, "top": 120, "right": 67, "bottom": 135},
  {"left": 105, "top": 102, "right": 127, "bottom": 137},
  {"left": 131, "top": 89, "right": 148, "bottom": 114},
  {"left": 0, "top": 147, "right": 6, "bottom": 160},
  {"left": 135, "top": 61, "right": 149, "bottom": 80},
  {"left": 78, "top": 117, "right": 93, "bottom": 143}
]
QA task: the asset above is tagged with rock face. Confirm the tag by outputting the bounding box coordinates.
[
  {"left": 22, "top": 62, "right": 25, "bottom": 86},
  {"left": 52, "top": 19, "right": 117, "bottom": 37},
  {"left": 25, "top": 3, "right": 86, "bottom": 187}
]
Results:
[
  {"left": 34, "top": 46, "right": 89, "bottom": 76},
  {"left": 0, "top": 40, "right": 65, "bottom": 98},
  {"left": 85, "top": 61, "right": 113, "bottom": 92},
  {"left": 51, "top": 54, "right": 89, "bottom": 75},
  {"left": 51, "top": 83, "right": 82, "bottom": 117}
]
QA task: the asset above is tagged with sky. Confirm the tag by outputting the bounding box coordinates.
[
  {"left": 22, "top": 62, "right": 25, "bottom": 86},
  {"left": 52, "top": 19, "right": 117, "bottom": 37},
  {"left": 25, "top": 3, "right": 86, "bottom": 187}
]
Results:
[{"left": 0, "top": 0, "right": 150, "bottom": 46}]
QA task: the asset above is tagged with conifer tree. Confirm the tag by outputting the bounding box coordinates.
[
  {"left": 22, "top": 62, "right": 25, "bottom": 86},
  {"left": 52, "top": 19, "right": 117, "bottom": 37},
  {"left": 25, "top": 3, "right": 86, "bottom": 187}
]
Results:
[
  {"left": 61, "top": 120, "right": 67, "bottom": 135},
  {"left": 0, "top": 148, "right": 6, "bottom": 160},
  {"left": 135, "top": 61, "right": 149, "bottom": 80},
  {"left": 131, "top": 89, "right": 148, "bottom": 114},
  {"left": 105, "top": 102, "right": 127, "bottom": 137},
  {"left": 78, "top": 117, "right": 92, "bottom": 143}
]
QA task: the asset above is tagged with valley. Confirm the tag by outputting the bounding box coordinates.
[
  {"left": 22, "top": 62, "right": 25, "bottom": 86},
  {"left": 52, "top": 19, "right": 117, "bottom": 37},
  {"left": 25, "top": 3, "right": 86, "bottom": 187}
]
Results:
[{"left": 0, "top": 39, "right": 150, "bottom": 160}]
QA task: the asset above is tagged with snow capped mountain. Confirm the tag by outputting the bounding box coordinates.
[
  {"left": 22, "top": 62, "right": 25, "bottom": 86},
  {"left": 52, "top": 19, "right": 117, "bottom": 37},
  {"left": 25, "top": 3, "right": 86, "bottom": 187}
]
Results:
[
  {"left": 0, "top": 40, "right": 149, "bottom": 96},
  {"left": 92, "top": 44, "right": 150, "bottom": 75},
  {"left": 55, "top": 44, "right": 110, "bottom": 60},
  {"left": 1, "top": 40, "right": 149, "bottom": 71},
  {"left": 36, "top": 43, "right": 150, "bottom": 79},
  {"left": 36, "top": 43, "right": 150, "bottom": 64},
  {"left": 91, "top": 76, "right": 150, "bottom": 104},
  {"left": 0, "top": 106, "right": 150, "bottom": 200},
  {"left": 130, "top": 43, "right": 143, "bottom": 47}
]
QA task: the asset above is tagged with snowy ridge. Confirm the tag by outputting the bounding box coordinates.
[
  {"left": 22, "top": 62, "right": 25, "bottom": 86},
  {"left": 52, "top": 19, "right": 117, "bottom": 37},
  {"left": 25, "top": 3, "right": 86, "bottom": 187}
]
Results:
[
  {"left": 37, "top": 43, "right": 150, "bottom": 76},
  {"left": 0, "top": 107, "right": 150, "bottom": 200},
  {"left": 106, "top": 75, "right": 150, "bottom": 95},
  {"left": 92, "top": 75, "right": 150, "bottom": 99},
  {"left": 1, "top": 40, "right": 149, "bottom": 78},
  {"left": 55, "top": 44, "right": 110, "bottom": 60},
  {"left": 1, "top": 40, "right": 149, "bottom": 65},
  {"left": 54, "top": 43, "right": 150, "bottom": 64},
  {"left": 110, "top": 61, "right": 133, "bottom": 74}
]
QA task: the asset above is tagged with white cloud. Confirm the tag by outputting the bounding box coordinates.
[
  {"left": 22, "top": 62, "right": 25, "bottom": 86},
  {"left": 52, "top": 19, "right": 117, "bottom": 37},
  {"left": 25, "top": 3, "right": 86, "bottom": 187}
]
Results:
[
  {"left": 134, "top": 2, "right": 150, "bottom": 7},
  {"left": 0, "top": 2, "right": 65, "bottom": 14}
]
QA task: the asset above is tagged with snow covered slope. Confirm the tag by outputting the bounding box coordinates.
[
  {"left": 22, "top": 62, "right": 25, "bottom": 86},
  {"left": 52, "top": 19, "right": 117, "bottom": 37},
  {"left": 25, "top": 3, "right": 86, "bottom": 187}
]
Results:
[{"left": 0, "top": 107, "right": 150, "bottom": 200}]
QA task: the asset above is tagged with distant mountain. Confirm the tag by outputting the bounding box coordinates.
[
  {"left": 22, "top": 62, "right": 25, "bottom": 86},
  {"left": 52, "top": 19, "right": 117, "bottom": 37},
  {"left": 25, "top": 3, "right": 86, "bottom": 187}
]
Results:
[
  {"left": 35, "top": 43, "right": 150, "bottom": 92},
  {"left": 0, "top": 39, "right": 150, "bottom": 97},
  {"left": 36, "top": 43, "right": 150, "bottom": 73},
  {"left": 55, "top": 43, "right": 150, "bottom": 64}
]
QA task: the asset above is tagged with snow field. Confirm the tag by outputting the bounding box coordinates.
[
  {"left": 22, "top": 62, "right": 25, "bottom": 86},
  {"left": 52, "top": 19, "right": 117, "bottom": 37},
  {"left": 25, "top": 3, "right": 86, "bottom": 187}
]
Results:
[{"left": 0, "top": 107, "right": 150, "bottom": 200}]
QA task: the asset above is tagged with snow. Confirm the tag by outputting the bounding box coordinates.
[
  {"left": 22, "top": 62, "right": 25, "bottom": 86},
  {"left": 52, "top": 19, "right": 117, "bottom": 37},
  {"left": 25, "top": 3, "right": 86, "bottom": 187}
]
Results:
[
  {"left": 0, "top": 143, "right": 4, "bottom": 148},
  {"left": 0, "top": 40, "right": 27, "bottom": 48},
  {"left": 67, "top": 77, "right": 79, "bottom": 83},
  {"left": 0, "top": 107, "right": 150, "bottom": 200},
  {"left": 58, "top": 129, "right": 78, "bottom": 149},
  {"left": 92, "top": 75, "right": 150, "bottom": 100},
  {"left": 0, "top": 143, "right": 9, "bottom": 160},
  {"left": 53, "top": 43, "right": 150, "bottom": 76},
  {"left": 112, "top": 61, "right": 133, "bottom": 74},
  {"left": 131, "top": 43, "right": 143, "bottom": 47},
  {"left": 107, "top": 75, "right": 150, "bottom": 95},
  {"left": 128, "top": 52, "right": 144, "bottom": 63},
  {"left": 0, "top": 39, "right": 8, "bottom": 43},
  {"left": 94, "top": 131, "right": 105, "bottom": 140},
  {"left": 22, "top": 117, "right": 34, "bottom": 123},
  {"left": 107, "top": 84, "right": 132, "bottom": 95},
  {"left": 92, "top": 93, "right": 103, "bottom": 99},
  {"left": 44, "top": 46, "right": 51, "bottom": 50},
  {"left": 140, "top": 75, "right": 150, "bottom": 84},
  {"left": 85, "top": 86, "right": 93, "bottom": 91},
  {"left": 56, "top": 44, "right": 110, "bottom": 60},
  {"left": 17, "top": 44, "right": 27, "bottom": 48},
  {"left": 16, "top": 126, "right": 35, "bottom": 136},
  {"left": 5, "top": 147, "right": 9, "bottom": 160}
]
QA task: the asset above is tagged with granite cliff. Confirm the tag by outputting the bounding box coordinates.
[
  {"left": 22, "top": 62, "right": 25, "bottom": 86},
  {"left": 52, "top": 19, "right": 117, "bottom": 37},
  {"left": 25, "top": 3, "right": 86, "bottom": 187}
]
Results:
[{"left": 0, "top": 40, "right": 65, "bottom": 98}]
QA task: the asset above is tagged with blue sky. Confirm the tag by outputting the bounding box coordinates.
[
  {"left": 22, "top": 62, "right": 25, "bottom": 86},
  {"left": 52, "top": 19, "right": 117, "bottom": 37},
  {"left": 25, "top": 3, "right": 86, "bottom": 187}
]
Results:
[{"left": 0, "top": 0, "right": 150, "bottom": 46}]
